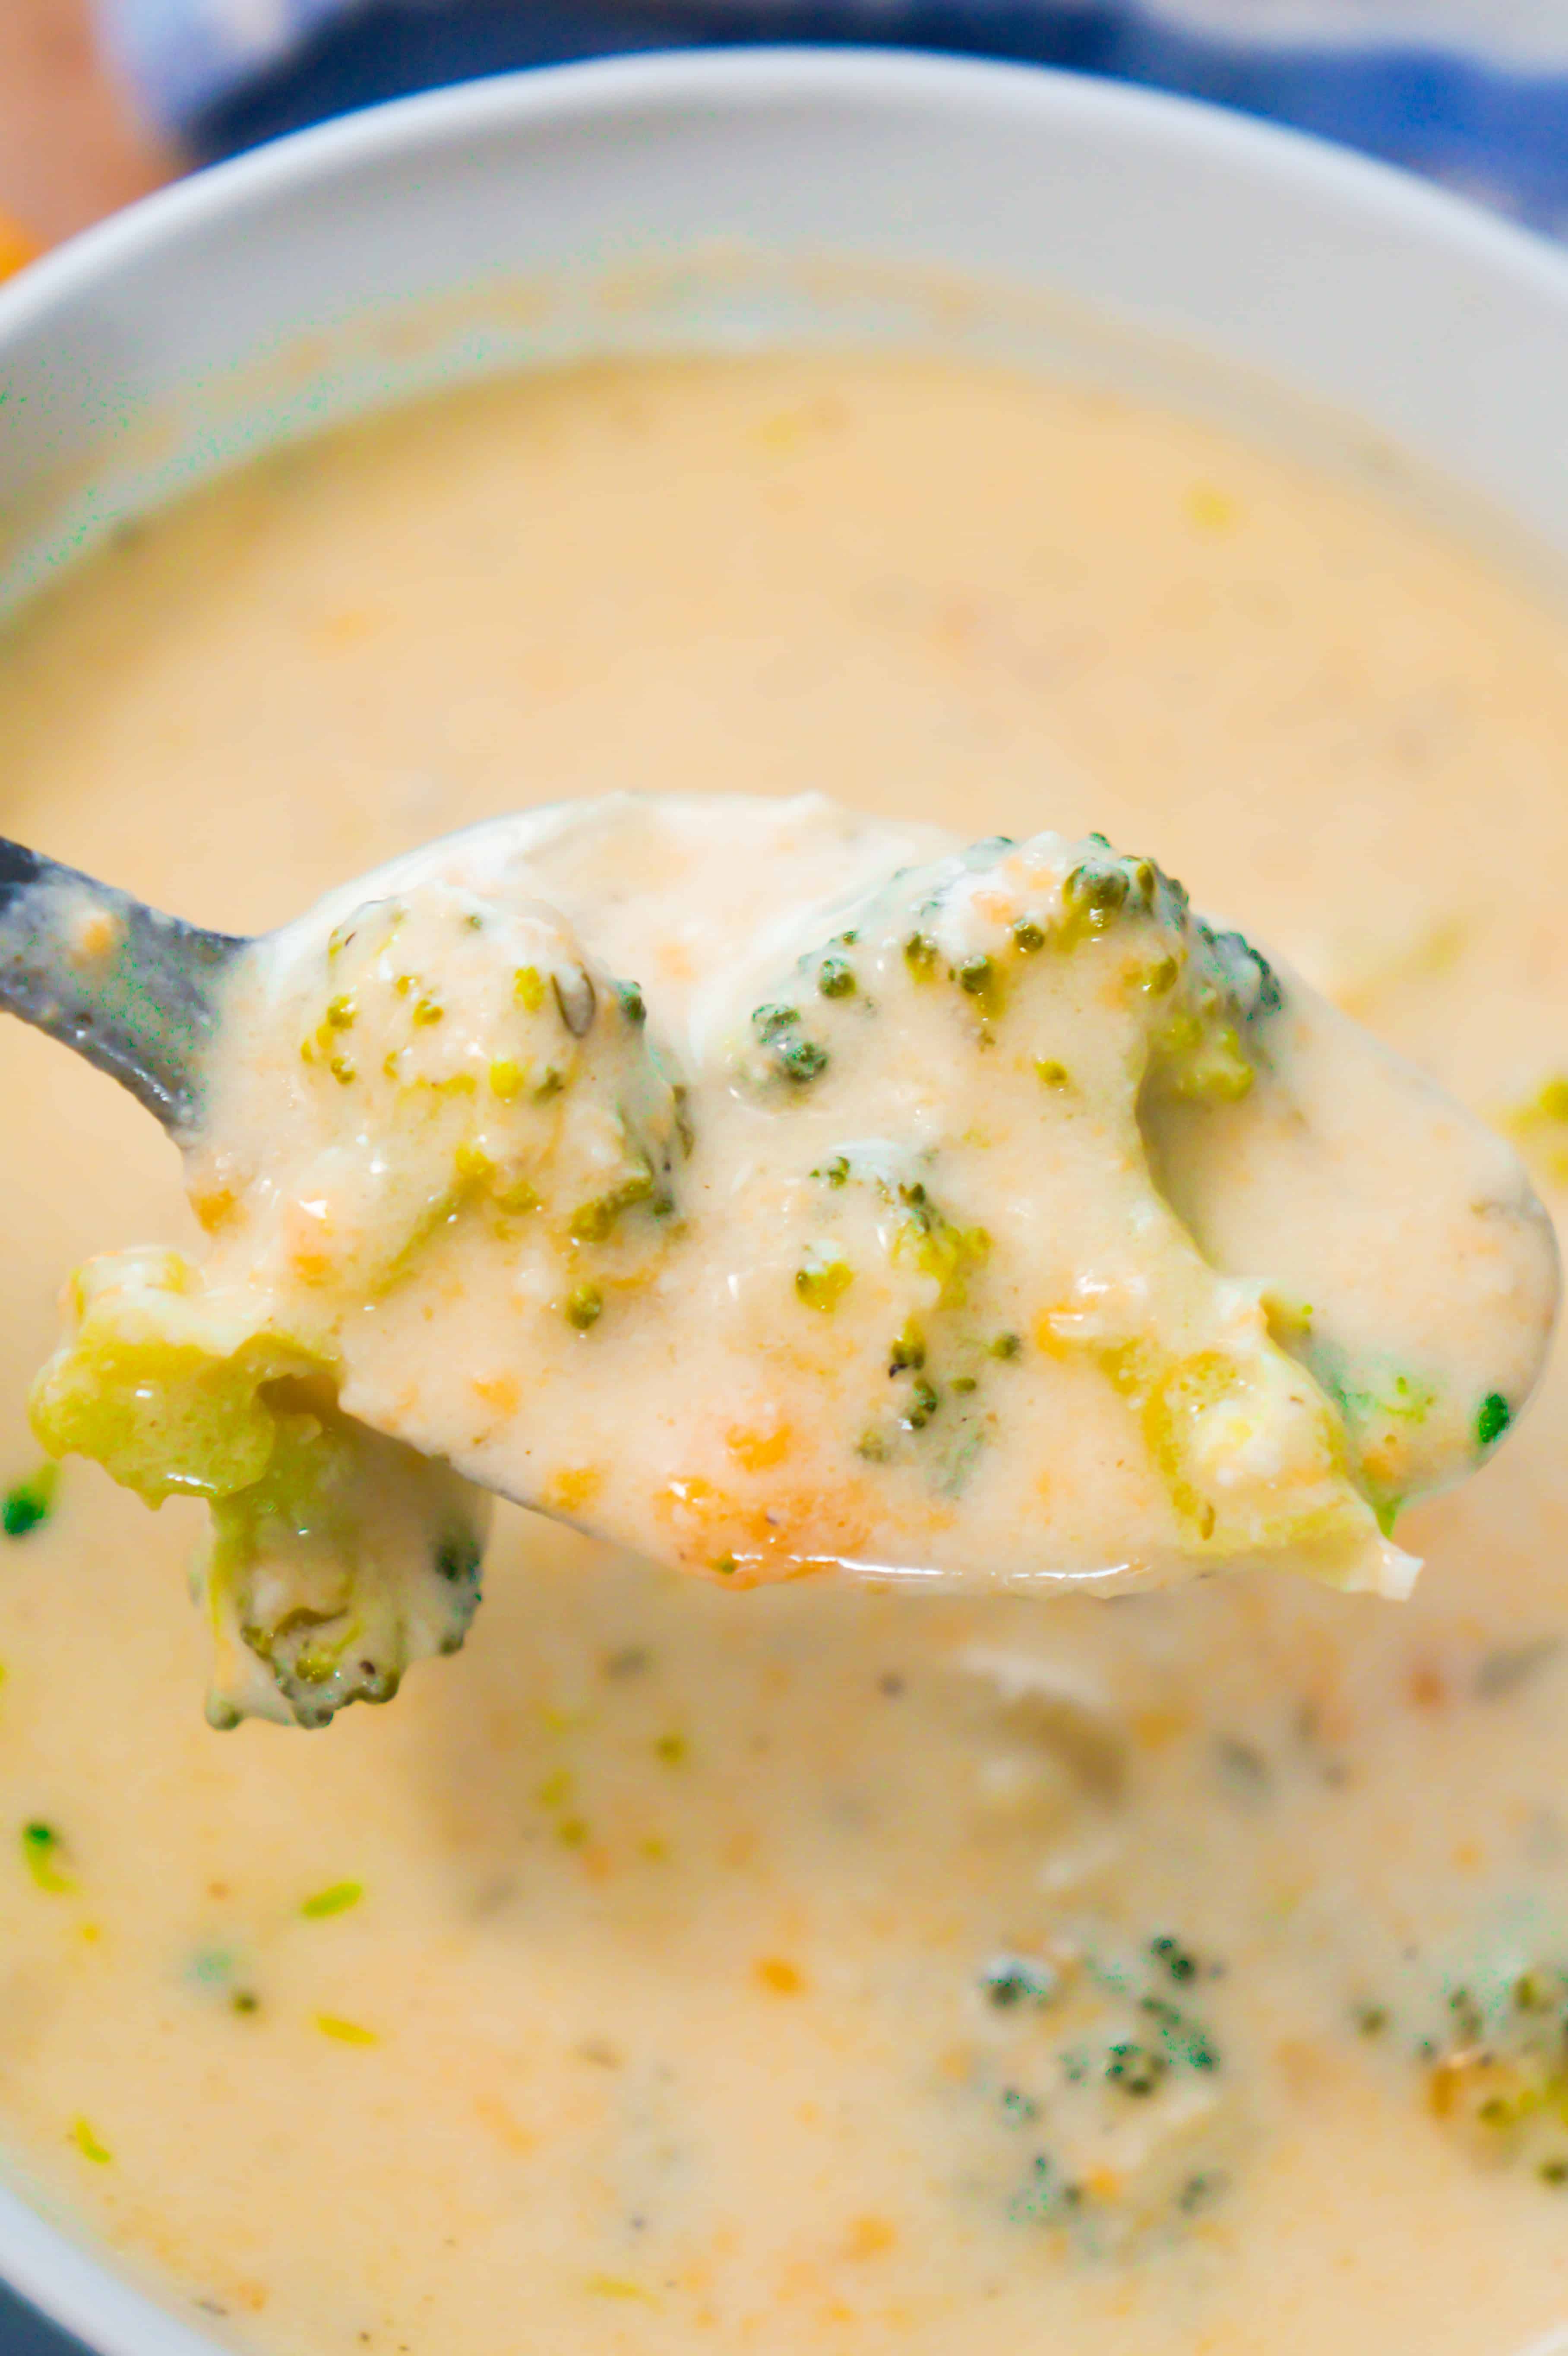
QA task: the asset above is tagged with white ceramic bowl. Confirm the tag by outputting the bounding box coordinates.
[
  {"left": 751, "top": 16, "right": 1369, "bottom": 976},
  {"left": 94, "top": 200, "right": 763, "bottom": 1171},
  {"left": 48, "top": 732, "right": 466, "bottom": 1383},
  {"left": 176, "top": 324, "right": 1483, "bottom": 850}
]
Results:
[{"left": 3, "top": 44, "right": 1568, "bottom": 2356}]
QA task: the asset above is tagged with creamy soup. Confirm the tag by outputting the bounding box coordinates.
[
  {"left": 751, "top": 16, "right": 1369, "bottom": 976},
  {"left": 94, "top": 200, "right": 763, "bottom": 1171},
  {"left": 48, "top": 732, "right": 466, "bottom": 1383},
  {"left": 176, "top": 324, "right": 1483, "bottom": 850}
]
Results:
[
  {"left": 4, "top": 352, "right": 1568, "bottom": 2353},
  {"left": 28, "top": 782, "right": 1555, "bottom": 1727}
]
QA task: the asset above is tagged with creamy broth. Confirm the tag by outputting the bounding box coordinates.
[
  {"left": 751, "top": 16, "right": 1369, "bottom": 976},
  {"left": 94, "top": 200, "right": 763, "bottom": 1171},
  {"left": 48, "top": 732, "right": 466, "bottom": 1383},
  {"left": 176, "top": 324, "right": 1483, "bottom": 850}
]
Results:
[
  {"left": 33, "top": 779, "right": 1556, "bottom": 1724},
  {"left": 4, "top": 353, "right": 1568, "bottom": 2350}
]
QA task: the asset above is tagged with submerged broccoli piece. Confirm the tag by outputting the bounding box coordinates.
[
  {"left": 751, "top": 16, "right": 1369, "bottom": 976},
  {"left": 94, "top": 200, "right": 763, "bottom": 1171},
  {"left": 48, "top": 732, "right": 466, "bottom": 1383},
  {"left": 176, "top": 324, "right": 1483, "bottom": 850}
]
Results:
[
  {"left": 2, "top": 1466, "right": 57, "bottom": 1539},
  {"left": 963, "top": 1925, "right": 1236, "bottom": 2250},
  {"left": 1356, "top": 1953, "right": 1568, "bottom": 2186}
]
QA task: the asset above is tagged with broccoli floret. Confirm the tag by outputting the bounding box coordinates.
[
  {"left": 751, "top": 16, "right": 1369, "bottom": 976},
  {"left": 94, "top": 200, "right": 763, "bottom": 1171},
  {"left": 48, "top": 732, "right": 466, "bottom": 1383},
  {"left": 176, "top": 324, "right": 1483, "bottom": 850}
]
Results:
[
  {"left": 278, "top": 883, "right": 686, "bottom": 1300},
  {"left": 1356, "top": 1952, "right": 1568, "bottom": 2184},
  {"left": 748, "top": 1002, "right": 831, "bottom": 1087},
  {"left": 1477, "top": 1391, "right": 1512, "bottom": 1449},
  {"left": 2, "top": 1467, "right": 57, "bottom": 1539},
  {"left": 29, "top": 1245, "right": 489, "bottom": 1729},
  {"left": 29, "top": 1248, "right": 322, "bottom": 1505},
  {"left": 697, "top": 790, "right": 1530, "bottom": 1588},
  {"left": 741, "top": 827, "right": 1283, "bottom": 1107},
  {"left": 720, "top": 831, "right": 1404, "bottom": 1580},
  {"left": 965, "top": 1925, "right": 1236, "bottom": 2250},
  {"left": 199, "top": 1403, "right": 487, "bottom": 1731}
]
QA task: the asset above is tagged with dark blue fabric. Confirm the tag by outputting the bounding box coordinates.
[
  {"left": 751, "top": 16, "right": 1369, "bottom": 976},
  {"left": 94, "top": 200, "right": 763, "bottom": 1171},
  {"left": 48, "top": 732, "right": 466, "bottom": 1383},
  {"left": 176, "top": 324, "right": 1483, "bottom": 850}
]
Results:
[{"left": 0, "top": 2277, "right": 84, "bottom": 2354}]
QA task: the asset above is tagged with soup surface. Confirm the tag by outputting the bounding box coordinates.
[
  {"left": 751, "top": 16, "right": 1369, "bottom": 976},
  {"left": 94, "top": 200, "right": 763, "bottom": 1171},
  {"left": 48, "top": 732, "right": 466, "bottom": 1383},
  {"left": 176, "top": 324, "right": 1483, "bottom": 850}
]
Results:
[{"left": 3, "top": 352, "right": 1568, "bottom": 2354}]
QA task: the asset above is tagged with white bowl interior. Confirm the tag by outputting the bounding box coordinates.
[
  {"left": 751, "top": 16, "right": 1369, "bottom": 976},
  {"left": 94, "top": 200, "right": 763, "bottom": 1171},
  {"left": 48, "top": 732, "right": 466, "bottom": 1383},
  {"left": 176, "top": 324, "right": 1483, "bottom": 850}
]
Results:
[{"left": 2, "top": 44, "right": 1568, "bottom": 2356}]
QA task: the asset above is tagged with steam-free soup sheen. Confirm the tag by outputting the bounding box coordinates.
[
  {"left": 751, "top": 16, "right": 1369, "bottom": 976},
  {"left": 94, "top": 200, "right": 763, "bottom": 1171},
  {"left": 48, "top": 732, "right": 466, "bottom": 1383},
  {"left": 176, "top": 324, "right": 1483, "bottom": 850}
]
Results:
[{"left": 3, "top": 353, "right": 1568, "bottom": 2353}]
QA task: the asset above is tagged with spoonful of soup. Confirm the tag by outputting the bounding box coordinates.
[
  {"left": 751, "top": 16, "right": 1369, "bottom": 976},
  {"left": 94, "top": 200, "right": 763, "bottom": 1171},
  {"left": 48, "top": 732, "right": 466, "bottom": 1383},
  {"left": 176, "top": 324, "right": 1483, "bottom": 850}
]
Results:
[{"left": 3, "top": 794, "right": 1556, "bottom": 1728}]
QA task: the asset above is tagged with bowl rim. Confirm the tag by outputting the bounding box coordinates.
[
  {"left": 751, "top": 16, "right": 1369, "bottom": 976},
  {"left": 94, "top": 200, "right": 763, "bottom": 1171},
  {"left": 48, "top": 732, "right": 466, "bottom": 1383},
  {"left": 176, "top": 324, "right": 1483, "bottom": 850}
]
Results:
[
  {"left": 3, "top": 38, "right": 1568, "bottom": 2356},
  {"left": 6, "top": 38, "right": 1568, "bottom": 355}
]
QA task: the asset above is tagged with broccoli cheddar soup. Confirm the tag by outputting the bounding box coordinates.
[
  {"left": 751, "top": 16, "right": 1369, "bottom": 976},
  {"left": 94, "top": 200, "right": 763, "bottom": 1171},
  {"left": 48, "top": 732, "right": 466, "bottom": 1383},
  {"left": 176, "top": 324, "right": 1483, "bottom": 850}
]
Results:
[
  {"left": 29, "top": 787, "right": 1555, "bottom": 1732},
  {"left": 4, "top": 351, "right": 1568, "bottom": 2354}
]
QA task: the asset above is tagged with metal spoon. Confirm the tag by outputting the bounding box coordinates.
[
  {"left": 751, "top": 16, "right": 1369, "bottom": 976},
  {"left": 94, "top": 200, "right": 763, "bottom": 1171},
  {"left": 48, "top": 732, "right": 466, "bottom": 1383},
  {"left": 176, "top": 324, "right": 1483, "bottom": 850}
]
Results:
[{"left": 0, "top": 836, "right": 241, "bottom": 1137}]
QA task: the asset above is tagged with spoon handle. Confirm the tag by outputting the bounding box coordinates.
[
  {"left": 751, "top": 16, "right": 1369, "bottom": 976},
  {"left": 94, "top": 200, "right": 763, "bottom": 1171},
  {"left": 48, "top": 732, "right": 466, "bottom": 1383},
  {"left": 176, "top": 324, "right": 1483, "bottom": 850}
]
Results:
[{"left": 0, "top": 837, "right": 245, "bottom": 1137}]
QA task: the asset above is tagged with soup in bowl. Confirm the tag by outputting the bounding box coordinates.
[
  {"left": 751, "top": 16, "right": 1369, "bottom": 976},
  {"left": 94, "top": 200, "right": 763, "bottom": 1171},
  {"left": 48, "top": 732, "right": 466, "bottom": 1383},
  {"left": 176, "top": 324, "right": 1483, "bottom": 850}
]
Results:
[{"left": 2, "top": 49, "right": 1568, "bottom": 2356}]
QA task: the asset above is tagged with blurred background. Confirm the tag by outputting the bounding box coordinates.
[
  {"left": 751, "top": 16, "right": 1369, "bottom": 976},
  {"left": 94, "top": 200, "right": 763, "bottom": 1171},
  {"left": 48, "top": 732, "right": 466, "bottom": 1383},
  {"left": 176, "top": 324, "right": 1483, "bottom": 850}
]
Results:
[
  {"left": 3, "top": 0, "right": 1568, "bottom": 259},
  {"left": 1, "top": 0, "right": 1567, "bottom": 2345}
]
